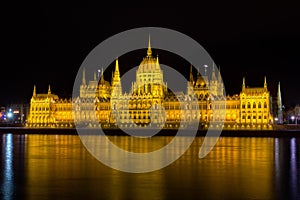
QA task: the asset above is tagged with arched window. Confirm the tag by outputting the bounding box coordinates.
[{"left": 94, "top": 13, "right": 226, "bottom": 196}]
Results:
[
  {"left": 247, "top": 102, "right": 251, "bottom": 109},
  {"left": 253, "top": 102, "right": 256, "bottom": 108},
  {"left": 264, "top": 102, "right": 267, "bottom": 108},
  {"left": 258, "top": 102, "right": 262, "bottom": 108}
]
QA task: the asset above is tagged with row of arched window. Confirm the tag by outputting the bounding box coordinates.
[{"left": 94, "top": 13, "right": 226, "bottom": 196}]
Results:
[{"left": 241, "top": 102, "right": 267, "bottom": 109}]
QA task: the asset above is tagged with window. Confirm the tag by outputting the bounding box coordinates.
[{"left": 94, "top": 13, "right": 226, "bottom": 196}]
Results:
[{"left": 264, "top": 102, "right": 267, "bottom": 108}]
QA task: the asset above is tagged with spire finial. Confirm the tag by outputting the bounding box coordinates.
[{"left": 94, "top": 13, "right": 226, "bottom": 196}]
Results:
[
  {"left": 100, "top": 67, "right": 105, "bottom": 84},
  {"left": 211, "top": 63, "right": 216, "bottom": 80},
  {"left": 33, "top": 85, "right": 36, "bottom": 97},
  {"left": 147, "top": 34, "right": 152, "bottom": 57},
  {"left": 264, "top": 76, "right": 267, "bottom": 88},
  {"left": 189, "top": 64, "right": 194, "bottom": 83},
  {"left": 48, "top": 84, "right": 51, "bottom": 95},
  {"left": 242, "top": 77, "right": 246, "bottom": 90},
  {"left": 218, "top": 65, "right": 222, "bottom": 81},
  {"left": 82, "top": 68, "right": 86, "bottom": 85}
]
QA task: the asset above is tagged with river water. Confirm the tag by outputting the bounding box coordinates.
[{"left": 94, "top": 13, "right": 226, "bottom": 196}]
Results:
[{"left": 1, "top": 133, "right": 299, "bottom": 200}]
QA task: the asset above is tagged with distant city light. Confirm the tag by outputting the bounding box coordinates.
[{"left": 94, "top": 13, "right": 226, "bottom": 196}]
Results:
[{"left": 7, "top": 112, "right": 13, "bottom": 118}]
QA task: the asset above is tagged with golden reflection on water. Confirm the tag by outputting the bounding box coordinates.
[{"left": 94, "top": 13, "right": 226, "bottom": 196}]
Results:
[
  {"left": 107, "top": 135, "right": 174, "bottom": 153},
  {"left": 20, "top": 134, "right": 276, "bottom": 200}
]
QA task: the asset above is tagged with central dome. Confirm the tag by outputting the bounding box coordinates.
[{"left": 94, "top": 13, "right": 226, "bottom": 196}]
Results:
[{"left": 137, "top": 36, "right": 161, "bottom": 73}]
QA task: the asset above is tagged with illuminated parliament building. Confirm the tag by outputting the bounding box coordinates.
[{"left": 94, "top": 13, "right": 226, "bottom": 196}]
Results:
[{"left": 26, "top": 39, "right": 281, "bottom": 129}]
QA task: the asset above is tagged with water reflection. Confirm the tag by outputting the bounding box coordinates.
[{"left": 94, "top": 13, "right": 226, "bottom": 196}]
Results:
[
  {"left": 0, "top": 133, "right": 300, "bottom": 199},
  {"left": 1, "top": 134, "right": 14, "bottom": 200},
  {"left": 1, "top": 134, "right": 27, "bottom": 200},
  {"left": 274, "top": 137, "right": 300, "bottom": 200}
]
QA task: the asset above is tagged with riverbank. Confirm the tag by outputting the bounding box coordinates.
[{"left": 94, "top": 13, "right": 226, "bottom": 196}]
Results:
[{"left": 0, "top": 127, "right": 300, "bottom": 137}]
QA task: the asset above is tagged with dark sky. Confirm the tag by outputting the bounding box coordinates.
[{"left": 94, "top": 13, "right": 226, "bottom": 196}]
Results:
[{"left": 2, "top": 1, "right": 300, "bottom": 109}]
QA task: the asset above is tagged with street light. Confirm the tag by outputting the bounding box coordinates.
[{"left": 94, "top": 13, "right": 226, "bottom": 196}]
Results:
[{"left": 291, "top": 116, "right": 295, "bottom": 124}]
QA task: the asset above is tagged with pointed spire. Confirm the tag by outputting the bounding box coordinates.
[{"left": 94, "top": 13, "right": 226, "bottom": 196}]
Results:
[
  {"left": 277, "top": 81, "right": 283, "bottom": 123},
  {"left": 242, "top": 77, "right": 245, "bottom": 90},
  {"left": 277, "top": 82, "right": 282, "bottom": 101},
  {"left": 277, "top": 81, "right": 282, "bottom": 109},
  {"left": 156, "top": 54, "right": 159, "bottom": 65},
  {"left": 112, "top": 58, "right": 121, "bottom": 82},
  {"left": 131, "top": 82, "right": 134, "bottom": 92},
  {"left": 100, "top": 67, "right": 105, "bottom": 84},
  {"left": 218, "top": 66, "right": 222, "bottom": 81},
  {"left": 33, "top": 85, "right": 36, "bottom": 97},
  {"left": 189, "top": 65, "right": 194, "bottom": 83},
  {"left": 115, "top": 58, "right": 120, "bottom": 73},
  {"left": 48, "top": 84, "right": 51, "bottom": 95},
  {"left": 264, "top": 76, "right": 267, "bottom": 88},
  {"left": 82, "top": 68, "right": 86, "bottom": 85},
  {"left": 197, "top": 66, "right": 201, "bottom": 76},
  {"left": 94, "top": 71, "right": 96, "bottom": 81},
  {"left": 147, "top": 34, "right": 152, "bottom": 57},
  {"left": 211, "top": 63, "right": 216, "bottom": 80}
]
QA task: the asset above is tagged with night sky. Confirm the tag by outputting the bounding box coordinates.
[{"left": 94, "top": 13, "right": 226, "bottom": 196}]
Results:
[{"left": 2, "top": 1, "right": 300, "bottom": 109}]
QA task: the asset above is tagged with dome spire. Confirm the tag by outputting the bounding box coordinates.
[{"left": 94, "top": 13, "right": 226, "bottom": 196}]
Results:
[
  {"left": 147, "top": 34, "right": 152, "bottom": 57},
  {"left": 115, "top": 57, "right": 120, "bottom": 73}
]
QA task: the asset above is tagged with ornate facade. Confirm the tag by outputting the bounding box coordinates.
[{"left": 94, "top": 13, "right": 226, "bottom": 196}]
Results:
[{"left": 26, "top": 39, "right": 278, "bottom": 129}]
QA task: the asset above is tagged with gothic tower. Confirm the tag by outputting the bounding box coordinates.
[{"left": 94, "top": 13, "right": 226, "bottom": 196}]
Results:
[
  {"left": 111, "top": 58, "right": 122, "bottom": 97},
  {"left": 187, "top": 65, "right": 195, "bottom": 96}
]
